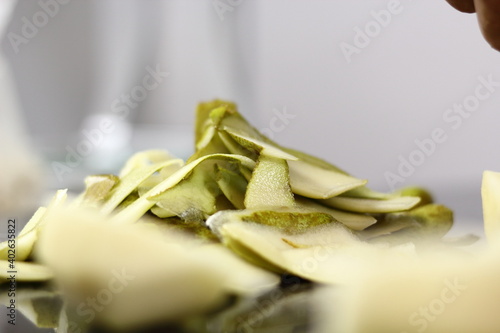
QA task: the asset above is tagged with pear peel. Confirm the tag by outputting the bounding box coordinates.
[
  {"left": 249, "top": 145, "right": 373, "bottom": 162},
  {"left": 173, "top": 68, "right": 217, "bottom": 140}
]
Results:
[
  {"left": 360, "top": 204, "right": 453, "bottom": 244},
  {"left": 153, "top": 161, "right": 221, "bottom": 221},
  {"left": 218, "top": 130, "right": 257, "bottom": 160},
  {"left": 0, "top": 260, "right": 54, "bottom": 282},
  {"left": 223, "top": 127, "right": 299, "bottom": 161},
  {"left": 207, "top": 208, "right": 337, "bottom": 239},
  {"left": 0, "top": 189, "right": 67, "bottom": 262},
  {"left": 321, "top": 195, "right": 421, "bottom": 214},
  {"left": 295, "top": 197, "right": 376, "bottom": 231},
  {"left": 215, "top": 220, "right": 395, "bottom": 284},
  {"left": 8, "top": 100, "right": 462, "bottom": 330},
  {"left": 194, "top": 100, "right": 237, "bottom": 146},
  {"left": 80, "top": 174, "right": 119, "bottom": 206},
  {"left": 244, "top": 155, "right": 295, "bottom": 209},
  {"left": 111, "top": 153, "right": 255, "bottom": 224},
  {"left": 118, "top": 149, "right": 180, "bottom": 178},
  {"left": 101, "top": 159, "right": 184, "bottom": 215},
  {"left": 18, "top": 207, "right": 47, "bottom": 238},
  {"left": 288, "top": 160, "right": 367, "bottom": 199},
  {"left": 482, "top": 170, "right": 500, "bottom": 242},
  {"left": 215, "top": 164, "right": 248, "bottom": 210},
  {"left": 36, "top": 207, "right": 279, "bottom": 328}
]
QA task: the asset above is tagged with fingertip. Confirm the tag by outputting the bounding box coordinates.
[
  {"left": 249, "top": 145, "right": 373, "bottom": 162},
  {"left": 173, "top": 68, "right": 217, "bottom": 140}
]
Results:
[
  {"left": 446, "top": 0, "right": 476, "bottom": 13},
  {"left": 474, "top": 0, "right": 500, "bottom": 52},
  {"left": 485, "top": 36, "right": 500, "bottom": 52}
]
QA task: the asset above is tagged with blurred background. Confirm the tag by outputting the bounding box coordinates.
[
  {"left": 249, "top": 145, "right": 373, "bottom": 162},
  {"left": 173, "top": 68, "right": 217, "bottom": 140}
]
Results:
[
  {"left": 2, "top": 0, "right": 500, "bottom": 227},
  {"left": 1, "top": 1, "right": 500, "bottom": 332}
]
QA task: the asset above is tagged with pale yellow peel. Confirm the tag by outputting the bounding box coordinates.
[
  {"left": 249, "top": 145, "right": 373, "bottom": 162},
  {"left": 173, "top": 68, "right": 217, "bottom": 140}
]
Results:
[
  {"left": 321, "top": 195, "right": 420, "bottom": 214},
  {"left": 482, "top": 170, "right": 500, "bottom": 242},
  {"left": 110, "top": 154, "right": 255, "bottom": 224},
  {"left": 119, "top": 150, "right": 180, "bottom": 178},
  {"left": 223, "top": 127, "right": 298, "bottom": 161},
  {"left": 288, "top": 160, "right": 367, "bottom": 199},
  {"left": 101, "top": 159, "right": 183, "bottom": 215},
  {"left": 295, "top": 197, "right": 376, "bottom": 231},
  {"left": 0, "top": 190, "right": 67, "bottom": 262},
  {"left": 0, "top": 260, "right": 53, "bottom": 282}
]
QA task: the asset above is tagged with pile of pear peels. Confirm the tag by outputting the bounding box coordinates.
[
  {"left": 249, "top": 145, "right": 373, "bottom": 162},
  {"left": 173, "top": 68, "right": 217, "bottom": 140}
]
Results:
[
  {"left": 105, "top": 99, "right": 452, "bottom": 243},
  {"left": 0, "top": 100, "right": 464, "bottom": 329}
]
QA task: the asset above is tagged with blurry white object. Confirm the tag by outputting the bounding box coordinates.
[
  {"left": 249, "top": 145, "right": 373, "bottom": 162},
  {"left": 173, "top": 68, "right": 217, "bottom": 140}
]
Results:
[
  {"left": 0, "top": 0, "right": 43, "bottom": 214},
  {"left": 312, "top": 241, "right": 500, "bottom": 333}
]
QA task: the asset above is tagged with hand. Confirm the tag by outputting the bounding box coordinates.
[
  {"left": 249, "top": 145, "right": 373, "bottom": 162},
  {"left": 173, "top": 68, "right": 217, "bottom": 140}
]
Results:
[{"left": 446, "top": 0, "right": 500, "bottom": 51}]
